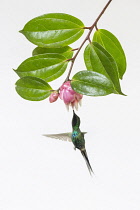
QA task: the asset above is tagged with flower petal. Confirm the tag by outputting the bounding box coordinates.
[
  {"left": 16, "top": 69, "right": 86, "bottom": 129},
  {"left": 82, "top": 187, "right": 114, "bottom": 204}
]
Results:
[{"left": 63, "top": 90, "right": 75, "bottom": 104}]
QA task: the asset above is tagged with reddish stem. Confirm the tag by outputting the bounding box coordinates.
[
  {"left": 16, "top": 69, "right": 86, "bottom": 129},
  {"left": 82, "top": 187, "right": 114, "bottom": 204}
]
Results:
[{"left": 64, "top": 0, "right": 112, "bottom": 82}]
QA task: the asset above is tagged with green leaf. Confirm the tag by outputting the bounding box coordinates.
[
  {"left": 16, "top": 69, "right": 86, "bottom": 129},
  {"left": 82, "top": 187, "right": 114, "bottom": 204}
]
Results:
[
  {"left": 32, "top": 46, "right": 73, "bottom": 59},
  {"left": 15, "top": 76, "right": 52, "bottom": 101},
  {"left": 15, "top": 53, "right": 68, "bottom": 82},
  {"left": 71, "top": 71, "right": 116, "bottom": 96},
  {"left": 84, "top": 42, "right": 124, "bottom": 95},
  {"left": 93, "top": 29, "right": 126, "bottom": 79},
  {"left": 20, "top": 13, "right": 85, "bottom": 47}
]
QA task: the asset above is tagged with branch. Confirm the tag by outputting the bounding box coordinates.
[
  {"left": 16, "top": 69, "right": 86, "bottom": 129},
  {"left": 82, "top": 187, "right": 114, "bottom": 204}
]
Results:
[{"left": 64, "top": 0, "right": 112, "bottom": 82}]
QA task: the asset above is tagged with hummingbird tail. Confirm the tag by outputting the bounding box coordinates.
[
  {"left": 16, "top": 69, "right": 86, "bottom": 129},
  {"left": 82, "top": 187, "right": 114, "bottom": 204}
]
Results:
[{"left": 81, "top": 149, "right": 94, "bottom": 175}]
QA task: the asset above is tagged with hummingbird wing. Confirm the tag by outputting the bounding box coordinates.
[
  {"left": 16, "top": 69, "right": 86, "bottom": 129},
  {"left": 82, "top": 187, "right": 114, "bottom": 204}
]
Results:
[
  {"left": 43, "top": 133, "right": 72, "bottom": 142},
  {"left": 43, "top": 132, "right": 87, "bottom": 142}
]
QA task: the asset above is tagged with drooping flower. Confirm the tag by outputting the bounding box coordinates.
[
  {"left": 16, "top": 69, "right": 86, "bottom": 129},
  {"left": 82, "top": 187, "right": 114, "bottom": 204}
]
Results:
[
  {"left": 49, "top": 91, "right": 59, "bottom": 103},
  {"left": 59, "top": 81, "right": 83, "bottom": 110}
]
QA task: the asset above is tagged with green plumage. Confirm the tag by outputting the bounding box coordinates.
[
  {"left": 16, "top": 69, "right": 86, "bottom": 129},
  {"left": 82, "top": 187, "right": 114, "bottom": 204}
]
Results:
[
  {"left": 71, "top": 110, "right": 93, "bottom": 175},
  {"left": 71, "top": 129, "right": 85, "bottom": 150}
]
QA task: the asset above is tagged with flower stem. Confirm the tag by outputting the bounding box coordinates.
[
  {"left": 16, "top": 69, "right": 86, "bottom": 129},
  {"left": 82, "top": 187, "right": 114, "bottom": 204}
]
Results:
[{"left": 64, "top": 0, "right": 112, "bottom": 82}]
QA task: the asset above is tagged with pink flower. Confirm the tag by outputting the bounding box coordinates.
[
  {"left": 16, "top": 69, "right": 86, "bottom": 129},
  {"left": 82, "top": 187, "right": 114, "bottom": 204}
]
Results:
[
  {"left": 49, "top": 91, "right": 59, "bottom": 103},
  {"left": 59, "top": 81, "right": 83, "bottom": 110}
]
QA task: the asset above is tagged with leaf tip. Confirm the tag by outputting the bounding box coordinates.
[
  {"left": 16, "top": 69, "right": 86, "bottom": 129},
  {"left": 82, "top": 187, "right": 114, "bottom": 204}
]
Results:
[
  {"left": 119, "top": 74, "right": 124, "bottom": 80},
  {"left": 12, "top": 68, "right": 17, "bottom": 73},
  {"left": 122, "top": 93, "right": 127, "bottom": 96},
  {"left": 19, "top": 30, "right": 24, "bottom": 34},
  {"left": 118, "top": 91, "right": 127, "bottom": 96}
]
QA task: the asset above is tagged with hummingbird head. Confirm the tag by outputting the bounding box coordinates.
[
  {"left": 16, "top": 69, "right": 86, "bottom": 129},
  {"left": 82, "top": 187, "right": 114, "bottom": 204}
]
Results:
[{"left": 72, "top": 110, "right": 80, "bottom": 129}]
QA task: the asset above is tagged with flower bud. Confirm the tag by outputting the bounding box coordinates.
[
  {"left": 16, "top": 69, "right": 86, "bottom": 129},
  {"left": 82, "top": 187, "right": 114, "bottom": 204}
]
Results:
[{"left": 49, "top": 91, "right": 59, "bottom": 103}]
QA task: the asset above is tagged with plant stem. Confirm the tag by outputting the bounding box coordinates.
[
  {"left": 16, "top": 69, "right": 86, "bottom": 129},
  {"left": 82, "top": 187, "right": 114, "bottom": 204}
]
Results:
[{"left": 64, "top": 0, "right": 112, "bottom": 82}]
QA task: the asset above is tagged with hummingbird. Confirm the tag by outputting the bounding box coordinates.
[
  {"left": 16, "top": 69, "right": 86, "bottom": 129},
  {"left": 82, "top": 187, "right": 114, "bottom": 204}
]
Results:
[{"left": 43, "top": 110, "right": 93, "bottom": 175}]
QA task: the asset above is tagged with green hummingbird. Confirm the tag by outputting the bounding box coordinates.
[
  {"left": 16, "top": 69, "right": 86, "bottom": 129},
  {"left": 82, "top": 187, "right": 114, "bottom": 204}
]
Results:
[{"left": 43, "top": 110, "right": 93, "bottom": 175}]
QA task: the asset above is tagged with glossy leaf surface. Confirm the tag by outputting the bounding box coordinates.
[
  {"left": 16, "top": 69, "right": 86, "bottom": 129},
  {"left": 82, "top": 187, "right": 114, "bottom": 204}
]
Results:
[
  {"left": 93, "top": 29, "right": 126, "bottom": 79},
  {"left": 20, "top": 13, "right": 85, "bottom": 47},
  {"left": 15, "top": 76, "right": 52, "bottom": 101},
  {"left": 32, "top": 46, "right": 73, "bottom": 59},
  {"left": 71, "top": 71, "right": 116, "bottom": 96},
  {"left": 84, "top": 42, "right": 123, "bottom": 95},
  {"left": 15, "top": 54, "right": 68, "bottom": 82}
]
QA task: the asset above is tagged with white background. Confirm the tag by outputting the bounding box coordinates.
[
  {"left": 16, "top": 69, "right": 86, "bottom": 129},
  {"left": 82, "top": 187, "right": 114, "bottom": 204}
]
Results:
[{"left": 1, "top": 0, "right": 140, "bottom": 209}]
